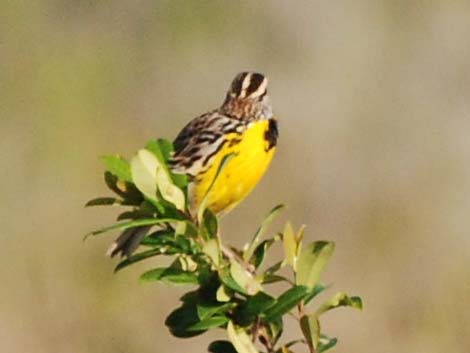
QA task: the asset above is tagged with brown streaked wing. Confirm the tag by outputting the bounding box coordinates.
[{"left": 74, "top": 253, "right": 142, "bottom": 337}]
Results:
[{"left": 170, "top": 112, "right": 246, "bottom": 176}]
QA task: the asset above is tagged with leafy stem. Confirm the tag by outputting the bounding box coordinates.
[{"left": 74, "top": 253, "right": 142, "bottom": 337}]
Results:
[{"left": 86, "top": 139, "right": 363, "bottom": 353}]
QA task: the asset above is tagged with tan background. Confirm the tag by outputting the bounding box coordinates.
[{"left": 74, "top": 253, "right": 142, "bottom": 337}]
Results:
[{"left": 1, "top": 1, "right": 469, "bottom": 352}]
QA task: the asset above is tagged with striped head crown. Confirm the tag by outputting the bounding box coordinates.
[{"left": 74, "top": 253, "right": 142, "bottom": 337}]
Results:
[{"left": 221, "top": 72, "right": 273, "bottom": 120}]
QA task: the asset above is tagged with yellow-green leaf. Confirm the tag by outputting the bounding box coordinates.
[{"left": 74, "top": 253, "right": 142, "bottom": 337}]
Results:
[
  {"left": 174, "top": 221, "right": 187, "bottom": 236},
  {"left": 295, "top": 225, "right": 306, "bottom": 259},
  {"left": 282, "top": 222, "right": 297, "bottom": 270},
  {"left": 216, "top": 285, "right": 232, "bottom": 302},
  {"left": 300, "top": 314, "right": 320, "bottom": 349},
  {"left": 179, "top": 255, "right": 198, "bottom": 272},
  {"left": 203, "top": 239, "right": 220, "bottom": 268},
  {"left": 315, "top": 292, "right": 363, "bottom": 316},
  {"left": 296, "top": 241, "right": 335, "bottom": 289},
  {"left": 102, "top": 155, "right": 132, "bottom": 182},
  {"left": 156, "top": 165, "right": 185, "bottom": 211},
  {"left": 131, "top": 149, "right": 159, "bottom": 201},
  {"left": 280, "top": 346, "right": 294, "bottom": 353},
  {"left": 230, "top": 259, "right": 262, "bottom": 296},
  {"left": 243, "top": 204, "right": 285, "bottom": 261},
  {"left": 227, "top": 321, "right": 259, "bottom": 353}
]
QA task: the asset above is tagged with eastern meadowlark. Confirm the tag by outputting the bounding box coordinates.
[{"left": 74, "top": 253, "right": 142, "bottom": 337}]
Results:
[
  {"left": 108, "top": 72, "right": 278, "bottom": 257},
  {"left": 170, "top": 71, "right": 278, "bottom": 215}
]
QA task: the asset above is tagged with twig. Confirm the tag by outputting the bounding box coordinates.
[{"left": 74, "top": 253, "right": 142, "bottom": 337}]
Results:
[
  {"left": 298, "top": 300, "right": 316, "bottom": 353},
  {"left": 221, "top": 243, "right": 255, "bottom": 273}
]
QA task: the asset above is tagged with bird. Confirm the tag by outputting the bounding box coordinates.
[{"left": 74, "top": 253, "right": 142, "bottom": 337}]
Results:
[
  {"left": 171, "top": 71, "right": 278, "bottom": 215},
  {"left": 108, "top": 72, "right": 278, "bottom": 257}
]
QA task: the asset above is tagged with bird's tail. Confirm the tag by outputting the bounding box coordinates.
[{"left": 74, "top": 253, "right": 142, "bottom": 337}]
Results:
[{"left": 106, "top": 226, "right": 151, "bottom": 258}]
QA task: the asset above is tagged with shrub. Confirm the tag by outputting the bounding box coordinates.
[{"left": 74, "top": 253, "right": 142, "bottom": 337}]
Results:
[{"left": 86, "top": 139, "right": 362, "bottom": 353}]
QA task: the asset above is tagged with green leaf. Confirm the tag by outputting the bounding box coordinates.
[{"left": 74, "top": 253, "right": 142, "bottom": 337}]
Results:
[
  {"left": 85, "top": 197, "right": 121, "bottom": 207},
  {"left": 153, "top": 199, "right": 187, "bottom": 220},
  {"left": 146, "top": 139, "right": 173, "bottom": 163},
  {"left": 243, "top": 204, "right": 285, "bottom": 261},
  {"left": 261, "top": 274, "right": 292, "bottom": 285},
  {"left": 179, "top": 290, "right": 200, "bottom": 305},
  {"left": 282, "top": 339, "right": 305, "bottom": 349},
  {"left": 158, "top": 139, "right": 174, "bottom": 158},
  {"left": 315, "top": 293, "right": 363, "bottom": 316},
  {"left": 296, "top": 241, "right": 335, "bottom": 289},
  {"left": 300, "top": 314, "right": 320, "bottom": 349},
  {"left": 263, "top": 286, "right": 309, "bottom": 322},
  {"left": 282, "top": 222, "right": 297, "bottom": 270},
  {"left": 140, "top": 229, "right": 176, "bottom": 247},
  {"left": 250, "top": 237, "right": 277, "bottom": 269},
  {"left": 267, "top": 316, "right": 283, "bottom": 346},
  {"left": 174, "top": 235, "right": 192, "bottom": 254},
  {"left": 140, "top": 267, "right": 198, "bottom": 285},
  {"left": 187, "top": 315, "right": 229, "bottom": 331},
  {"left": 219, "top": 267, "right": 247, "bottom": 295},
  {"left": 202, "top": 208, "right": 218, "bottom": 239},
  {"left": 184, "top": 221, "right": 199, "bottom": 238},
  {"left": 86, "top": 218, "right": 178, "bottom": 238},
  {"left": 114, "top": 248, "right": 167, "bottom": 272},
  {"left": 234, "top": 291, "right": 275, "bottom": 326},
  {"left": 261, "top": 262, "right": 288, "bottom": 283},
  {"left": 104, "top": 171, "right": 124, "bottom": 195},
  {"left": 304, "top": 283, "right": 328, "bottom": 305},
  {"left": 264, "top": 261, "right": 284, "bottom": 276},
  {"left": 170, "top": 172, "right": 188, "bottom": 190},
  {"left": 165, "top": 303, "right": 203, "bottom": 338},
  {"left": 318, "top": 335, "right": 338, "bottom": 353},
  {"left": 104, "top": 172, "right": 143, "bottom": 205},
  {"left": 102, "top": 155, "right": 132, "bottom": 182},
  {"left": 117, "top": 209, "right": 152, "bottom": 221},
  {"left": 197, "top": 303, "right": 233, "bottom": 321},
  {"left": 167, "top": 289, "right": 231, "bottom": 336},
  {"left": 194, "top": 270, "right": 219, "bottom": 297},
  {"left": 208, "top": 340, "right": 238, "bottom": 353},
  {"left": 227, "top": 321, "right": 259, "bottom": 353},
  {"left": 146, "top": 138, "right": 190, "bottom": 191}
]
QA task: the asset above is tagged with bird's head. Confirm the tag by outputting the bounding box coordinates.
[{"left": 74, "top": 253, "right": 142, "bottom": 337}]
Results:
[{"left": 220, "top": 72, "right": 273, "bottom": 120}]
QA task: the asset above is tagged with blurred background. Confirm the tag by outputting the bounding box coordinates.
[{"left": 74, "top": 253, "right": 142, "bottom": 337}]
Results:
[{"left": 1, "top": 1, "right": 470, "bottom": 352}]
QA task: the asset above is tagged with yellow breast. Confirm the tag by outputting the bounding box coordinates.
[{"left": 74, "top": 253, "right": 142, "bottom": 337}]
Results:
[{"left": 192, "top": 119, "right": 276, "bottom": 214}]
